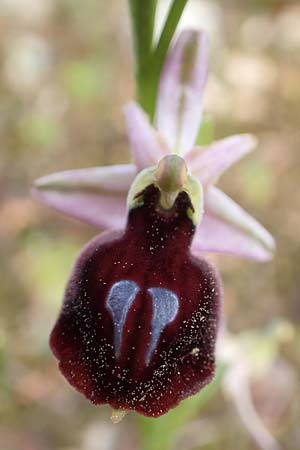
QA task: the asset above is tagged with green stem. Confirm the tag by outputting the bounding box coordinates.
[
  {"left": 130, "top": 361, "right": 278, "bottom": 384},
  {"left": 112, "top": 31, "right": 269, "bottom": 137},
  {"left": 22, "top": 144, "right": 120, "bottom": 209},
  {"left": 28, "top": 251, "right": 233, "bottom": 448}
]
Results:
[
  {"left": 128, "top": 0, "right": 189, "bottom": 121},
  {"left": 128, "top": 0, "right": 157, "bottom": 104},
  {"left": 154, "top": 0, "right": 188, "bottom": 70},
  {"left": 144, "top": 0, "right": 189, "bottom": 121}
]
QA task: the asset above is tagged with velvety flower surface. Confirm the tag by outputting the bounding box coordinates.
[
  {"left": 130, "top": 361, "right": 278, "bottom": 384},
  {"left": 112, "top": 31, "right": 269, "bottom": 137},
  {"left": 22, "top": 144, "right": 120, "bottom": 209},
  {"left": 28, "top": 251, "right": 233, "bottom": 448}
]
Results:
[
  {"left": 32, "top": 29, "right": 275, "bottom": 417},
  {"left": 50, "top": 184, "right": 221, "bottom": 417}
]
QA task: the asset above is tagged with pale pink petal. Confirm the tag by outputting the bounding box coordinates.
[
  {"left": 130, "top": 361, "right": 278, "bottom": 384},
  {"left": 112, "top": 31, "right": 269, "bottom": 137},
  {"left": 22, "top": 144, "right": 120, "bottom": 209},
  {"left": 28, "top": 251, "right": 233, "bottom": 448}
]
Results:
[
  {"left": 186, "top": 134, "right": 257, "bottom": 186},
  {"left": 192, "top": 215, "right": 274, "bottom": 261},
  {"left": 124, "top": 102, "right": 169, "bottom": 170},
  {"left": 192, "top": 186, "right": 275, "bottom": 261},
  {"left": 156, "top": 30, "right": 209, "bottom": 155},
  {"left": 32, "top": 189, "right": 127, "bottom": 229},
  {"left": 32, "top": 164, "right": 136, "bottom": 229}
]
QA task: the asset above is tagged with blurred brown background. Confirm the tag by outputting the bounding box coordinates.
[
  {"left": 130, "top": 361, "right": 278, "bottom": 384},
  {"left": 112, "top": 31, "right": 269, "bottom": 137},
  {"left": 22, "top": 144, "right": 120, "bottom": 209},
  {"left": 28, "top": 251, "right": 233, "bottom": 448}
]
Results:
[{"left": 0, "top": 1, "right": 299, "bottom": 449}]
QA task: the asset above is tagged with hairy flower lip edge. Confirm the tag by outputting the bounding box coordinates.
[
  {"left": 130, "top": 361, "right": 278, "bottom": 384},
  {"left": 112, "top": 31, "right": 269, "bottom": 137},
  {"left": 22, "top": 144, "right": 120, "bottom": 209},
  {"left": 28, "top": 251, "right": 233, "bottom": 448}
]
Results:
[
  {"left": 30, "top": 24, "right": 276, "bottom": 442},
  {"left": 49, "top": 184, "right": 223, "bottom": 417}
]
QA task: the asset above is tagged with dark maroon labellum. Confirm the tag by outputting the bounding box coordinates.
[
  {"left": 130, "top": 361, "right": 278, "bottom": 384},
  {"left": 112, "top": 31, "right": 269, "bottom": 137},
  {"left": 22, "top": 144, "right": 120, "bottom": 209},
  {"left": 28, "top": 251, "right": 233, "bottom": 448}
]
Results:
[{"left": 50, "top": 185, "right": 222, "bottom": 417}]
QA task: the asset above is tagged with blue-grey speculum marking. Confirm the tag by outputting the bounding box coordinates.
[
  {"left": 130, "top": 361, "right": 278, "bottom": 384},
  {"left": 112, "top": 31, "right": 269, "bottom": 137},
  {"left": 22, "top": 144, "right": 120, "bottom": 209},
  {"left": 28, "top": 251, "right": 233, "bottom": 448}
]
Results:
[
  {"left": 106, "top": 280, "right": 140, "bottom": 358},
  {"left": 145, "top": 288, "right": 179, "bottom": 365},
  {"left": 106, "top": 281, "right": 179, "bottom": 364}
]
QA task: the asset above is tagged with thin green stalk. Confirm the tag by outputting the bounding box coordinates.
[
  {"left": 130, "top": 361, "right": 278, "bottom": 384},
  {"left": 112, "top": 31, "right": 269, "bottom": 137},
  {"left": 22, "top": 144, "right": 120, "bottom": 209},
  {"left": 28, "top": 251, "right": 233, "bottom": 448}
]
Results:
[
  {"left": 154, "top": 0, "right": 188, "bottom": 69},
  {"left": 128, "top": 0, "right": 157, "bottom": 108},
  {"left": 128, "top": 0, "right": 189, "bottom": 121},
  {"left": 144, "top": 0, "right": 189, "bottom": 120}
]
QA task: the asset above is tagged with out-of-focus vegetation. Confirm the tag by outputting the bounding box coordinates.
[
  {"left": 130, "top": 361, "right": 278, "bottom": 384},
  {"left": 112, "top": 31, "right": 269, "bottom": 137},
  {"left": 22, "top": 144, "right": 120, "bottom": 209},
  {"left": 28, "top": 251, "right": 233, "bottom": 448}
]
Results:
[{"left": 0, "top": 1, "right": 299, "bottom": 449}]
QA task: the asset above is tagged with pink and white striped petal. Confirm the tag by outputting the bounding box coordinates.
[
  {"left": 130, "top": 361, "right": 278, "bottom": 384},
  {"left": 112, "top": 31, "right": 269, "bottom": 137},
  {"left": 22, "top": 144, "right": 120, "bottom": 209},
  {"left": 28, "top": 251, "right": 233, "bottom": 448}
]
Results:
[
  {"left": 186, "top": 134, "right": 257, "bottom": 186},
  {"left": 32, "top": 164, "right": 136, "bottom": 229},
  {"left": 192, "top": 186, "right": 275, "bottom": 261},
  {"left": 124, "top": 102, "right": 169, "bottom": 171},
  {"left": 156, "top": 30, "right": 209, "bottom": 155}
]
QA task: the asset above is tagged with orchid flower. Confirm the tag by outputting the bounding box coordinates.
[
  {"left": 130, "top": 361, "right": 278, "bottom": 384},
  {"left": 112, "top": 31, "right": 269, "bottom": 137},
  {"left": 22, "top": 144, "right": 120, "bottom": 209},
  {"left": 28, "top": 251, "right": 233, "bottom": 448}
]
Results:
[
  {"left": 33, "top": 31, "right": 275, "bottom": 263},
  {"left": 32, "top": 30, "right": 275, "bottom": 418}
]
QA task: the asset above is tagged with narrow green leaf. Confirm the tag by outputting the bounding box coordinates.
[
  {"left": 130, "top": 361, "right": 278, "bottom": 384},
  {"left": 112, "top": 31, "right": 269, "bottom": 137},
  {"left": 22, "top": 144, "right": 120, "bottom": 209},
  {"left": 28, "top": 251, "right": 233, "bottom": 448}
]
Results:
[
  {"left": 154, "top": 0, "right": 189, "bottom": 67},
  {"left": 128, "top": 0, "right": 189, "bottom": 121},
  {"left": 128, "top": 0, "right": 157, "bottom": 77},
  {"left": 146, "top": 0, "right": 189, "bottom": 120}
]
